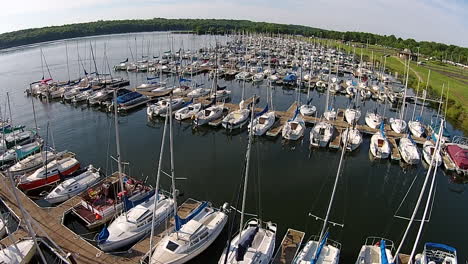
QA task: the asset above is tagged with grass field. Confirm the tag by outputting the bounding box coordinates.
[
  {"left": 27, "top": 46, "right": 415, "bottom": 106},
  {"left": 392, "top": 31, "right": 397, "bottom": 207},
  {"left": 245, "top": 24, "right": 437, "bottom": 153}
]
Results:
[{"left": 308, "top": 38, "right": 468, "bottom": 134}]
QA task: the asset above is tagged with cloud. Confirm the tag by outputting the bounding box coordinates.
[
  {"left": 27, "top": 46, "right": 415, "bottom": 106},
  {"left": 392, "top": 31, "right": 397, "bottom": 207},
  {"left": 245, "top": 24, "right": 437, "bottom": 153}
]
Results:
[{"left": 0, "top": 0, "right": 466, "bottom": 46}]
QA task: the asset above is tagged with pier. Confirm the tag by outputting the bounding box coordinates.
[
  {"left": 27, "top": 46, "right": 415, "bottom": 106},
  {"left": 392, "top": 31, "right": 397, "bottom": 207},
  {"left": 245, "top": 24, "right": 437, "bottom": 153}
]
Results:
[
  {"left": 271, "top": 228, "right": 305, "bottom": 264},
  {"left": 0, "top": 172, "right": 202, "bottom": 264}
]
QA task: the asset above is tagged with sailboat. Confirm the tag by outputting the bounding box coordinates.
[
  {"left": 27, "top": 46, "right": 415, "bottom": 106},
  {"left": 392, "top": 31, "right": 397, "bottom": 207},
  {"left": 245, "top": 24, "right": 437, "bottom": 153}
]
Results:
[
  {"left": 300, "top": 78, "right": 316, "bottom": 116},
  {"left": 149, "top": 97, "right": 228, "bottom": 264},
  {"left": 369, "top": 123, "right": 391, "bottom": 159},
  {"left": 341, "top": 126, "right": 363, "bottom": 152},
  {"left": 194, "top": 76, "right": 225, "bottom": 126},
  {"left": 365, "top": 110, "right": 383, "bottom": 129},
  {"left": 282, "top": 107, "right": 305, "bottom": 141},
  {"left": 422, "top": 141, "right": 442, "bottom": 167},
  {"left": 398, "top": 135, "right": 420, "bottom": 164},
  {"left": 222, "top": 79, "right": 250, "bottom": 130},
  {"left": 414, "top": 243, "right": 457, "bottom": 264},
  {"left": 390, "top": 58, "right": 410, "bottom": 134},
  {"left": 219, "top": 102, "right": 276, "bottom": 264},
  {"left": 147, "top": 97, "right": 184, "bottom": 118},
  {"left": 311, "top": 72, "right": 335, "bottom": 147},
  {"left": 174, "top": 100, "right": 202, "bottom": 121},
  {"left": 249, "top": 81, "right": 276, "bottom": 136},
  {"left": 0, "top": 239, "right": 36, "bottom": 264},
  {"left": 294, "top": 119, "right": 350, "bottom": 264},
  {"left": 96, "top": 91, "right": 169, "bottom": 251}
]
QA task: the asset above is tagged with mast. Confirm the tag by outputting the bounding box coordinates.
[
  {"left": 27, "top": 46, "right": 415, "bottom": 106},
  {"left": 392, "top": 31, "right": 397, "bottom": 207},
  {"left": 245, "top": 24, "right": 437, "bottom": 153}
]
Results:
[
  {"left": 168, "top": 95, "right": 178, "bottom": 239},
  {"left": 392, "top": 127, "right": 441, "bottom": 262},
  {"left": 420, "top": 70, "right": 430, "bottom": 118},
  {"left": 239, "top": 99, "right": 256, "bottom": 238},
  {"left": 113, "top": 90, "right": 128, "bottom": 221},
  {"left": 408, "top": 120, "right": 444, "bottom": 264},
  {"left": 400, "top": 58, "right": 410, "bottom": 120},
  {"left": 148, "top": 98, "right": 169, "bottom": 261},
  {"left": 313, "top": 122, "right": 348, "bottom": 259},
  {"left": 411, "top": 80, "right": 420, "bottom": 121}
]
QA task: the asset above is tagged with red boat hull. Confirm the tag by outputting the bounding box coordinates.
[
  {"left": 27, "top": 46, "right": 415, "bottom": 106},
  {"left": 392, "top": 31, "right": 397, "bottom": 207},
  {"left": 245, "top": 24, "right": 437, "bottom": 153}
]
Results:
[{"left": 18, "top": 163, "right": 80, "bottom": 191}]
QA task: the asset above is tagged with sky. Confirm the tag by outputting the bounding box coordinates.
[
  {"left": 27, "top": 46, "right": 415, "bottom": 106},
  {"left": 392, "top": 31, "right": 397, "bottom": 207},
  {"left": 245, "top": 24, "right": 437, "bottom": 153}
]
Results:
[{"left": 1, "top": 0, "right": 467, "bottom": 47}]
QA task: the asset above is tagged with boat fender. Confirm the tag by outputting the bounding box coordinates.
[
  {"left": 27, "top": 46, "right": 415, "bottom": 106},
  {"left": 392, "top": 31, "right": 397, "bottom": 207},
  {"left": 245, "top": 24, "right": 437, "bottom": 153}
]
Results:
[{"left": 222, "top": 202, "right": 230, "bottom": 212}]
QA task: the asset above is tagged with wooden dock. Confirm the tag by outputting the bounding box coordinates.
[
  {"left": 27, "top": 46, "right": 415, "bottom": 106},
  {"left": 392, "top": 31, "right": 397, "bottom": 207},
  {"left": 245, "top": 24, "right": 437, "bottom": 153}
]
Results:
[
  {"left": 271, "top": 229, "right": 305, "bottom": 264},
  {"left": 388, "top": 138, "right": 401, "bottom": 161},
  {"left": 0, "top": 172, "right": 203, "bottom": 264},
  {"left": 329, "top": 128, "right": 343, "bottom": 149}
]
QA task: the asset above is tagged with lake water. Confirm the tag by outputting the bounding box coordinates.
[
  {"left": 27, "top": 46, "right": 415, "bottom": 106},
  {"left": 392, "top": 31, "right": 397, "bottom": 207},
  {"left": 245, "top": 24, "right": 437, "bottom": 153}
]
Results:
[{"left": 0, "top": 32, "right": 466, "bottom": 263}]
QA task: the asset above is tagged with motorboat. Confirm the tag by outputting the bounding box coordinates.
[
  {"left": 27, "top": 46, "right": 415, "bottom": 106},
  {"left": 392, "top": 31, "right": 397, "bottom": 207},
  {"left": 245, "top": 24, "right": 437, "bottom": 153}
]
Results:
[
  {"left": 18, "top": 155, "right": 80, "bottom": 191},
  {"left": 44, "top": 165, "right": 101, "bottom": 204}
]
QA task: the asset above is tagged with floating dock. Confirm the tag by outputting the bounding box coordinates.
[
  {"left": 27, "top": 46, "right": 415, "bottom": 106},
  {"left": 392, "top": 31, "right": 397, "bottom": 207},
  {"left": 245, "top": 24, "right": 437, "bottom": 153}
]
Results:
[
  {"left": 0, "top": 171, "right": 203, "bottom": 264},
  {"left": 271, "top": 228, "right": 305, "bottom": 264},
  {"left": 266, "top": 102, "right": 298, "bottom": 137}
]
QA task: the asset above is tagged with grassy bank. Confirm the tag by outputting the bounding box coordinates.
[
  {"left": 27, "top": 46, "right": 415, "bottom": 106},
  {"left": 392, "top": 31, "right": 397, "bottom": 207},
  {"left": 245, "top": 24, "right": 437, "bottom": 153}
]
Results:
[{"left": 311, "top": 38, "right": 468, "bottom": 135}]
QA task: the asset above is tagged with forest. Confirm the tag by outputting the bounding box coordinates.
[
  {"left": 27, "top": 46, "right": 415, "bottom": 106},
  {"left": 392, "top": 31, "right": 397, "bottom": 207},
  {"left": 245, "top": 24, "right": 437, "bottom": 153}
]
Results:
[{"left": 0, "top": 18, "right": 467, "bottom": 63}]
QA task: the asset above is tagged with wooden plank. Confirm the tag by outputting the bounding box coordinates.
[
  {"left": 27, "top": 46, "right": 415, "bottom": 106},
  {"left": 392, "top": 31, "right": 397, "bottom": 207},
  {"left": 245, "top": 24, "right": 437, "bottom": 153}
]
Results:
[
  {"left": 388, "top": 138, "right": 401, "bottom": 161},
  {"left": 271, "top": 229, "right": 305, "bottom": 264},
  {"left": 330, "top": 128, "right": 343, "bottom": 149}
]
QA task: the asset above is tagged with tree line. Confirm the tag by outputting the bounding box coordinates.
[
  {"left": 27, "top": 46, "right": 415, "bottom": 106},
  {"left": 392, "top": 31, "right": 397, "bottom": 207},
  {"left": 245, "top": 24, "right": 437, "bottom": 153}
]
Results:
[{"left": 0, "top": 18, "right": 467, "bottom": 63}]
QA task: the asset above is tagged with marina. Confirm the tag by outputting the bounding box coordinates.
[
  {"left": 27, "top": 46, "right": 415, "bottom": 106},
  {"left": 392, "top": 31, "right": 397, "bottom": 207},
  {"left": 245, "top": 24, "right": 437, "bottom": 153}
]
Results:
[{"left": 0, "top": 31, "right": 467, "bottom": 264}]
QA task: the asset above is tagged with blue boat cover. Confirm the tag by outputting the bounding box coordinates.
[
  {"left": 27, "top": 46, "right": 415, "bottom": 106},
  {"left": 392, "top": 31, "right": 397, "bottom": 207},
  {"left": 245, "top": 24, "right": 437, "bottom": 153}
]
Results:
[
  {"left": 380, "top": 122, "right": 386, "bottom": 138},
  {"left": 123, "top": 189, "right": 155, "bottom": 212},
  {"left": 147, "top": 76, "right": 158, "bottom": 80},
  {"left": 380, "top": 240, "right": 390, "bottom": 264},
  {"left": 283, "top": 74, "right": 297, "bottom": 82},
  {"left": 311, "top": 231, "right": 330, "bottom": 264},
  {"left": 97, "top": 225, "right": 109, "bottom": 244},
  {"left": 408, "top": 134, "right": 416, "bottom": 145},
  {"left": 175, "top": 201, "right": 209, "bottom": 231},
  {"left": 205, "top": 98, "right": 216, "bottom": 108},
  {"left": 289, "top": 107, "right": 300, "bottom": 122},
  {"left": 255, "top": 104, "right": 269, "bottom": 118},
  {"left": 216, "top": 85, "right": 226, "bottom": 91},
  {"left": 120, "top": 58, "right": 128, "bottom": 63},
  {"left": 117, "top": 92, "right": 142, "bottom": 104},
  {"left": 179, "top": 78, "right": 191, "bottom": 82},
  {"left": 307, "top": 97, "right": 314, "bottom": 105},
  {"left": 425, "top": 242, "right": 456, "bottom": 253},
  {"left": 236, "top": 226, "right": 259, "bottom": 261}
]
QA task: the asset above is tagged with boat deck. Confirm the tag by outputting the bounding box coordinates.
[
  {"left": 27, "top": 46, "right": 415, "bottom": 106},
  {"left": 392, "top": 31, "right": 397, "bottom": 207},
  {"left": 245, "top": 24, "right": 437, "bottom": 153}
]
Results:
[
  {"left": 0, "top": 171, "right": 202, "bottom": 264},
  {"left": 271, "top": 228, "right": 305, "bottom": 264}
]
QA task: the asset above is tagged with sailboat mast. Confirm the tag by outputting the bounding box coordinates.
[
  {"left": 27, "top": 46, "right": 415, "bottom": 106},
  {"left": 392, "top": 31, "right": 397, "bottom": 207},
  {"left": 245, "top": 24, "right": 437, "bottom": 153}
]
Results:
[
  {"left": 408, "top": 120, "right": 444, "bottom": 263},
  {"left": 239, "top": 101, "right": 256, "bottom": 237},
  {"left": 420, "top": 70, "right": 430, "bottom": 117},
  {"left": 400, "top": 58, "right": 410, "bottom": 120},
  {"left": 316, "top": 125, "right": 348, "bottom": 247},
  {"left": 113, "top": 90, "right": 128, "bottom": 221},
  {"left": 169, "top": 95, "right": 178, "bottom": 235},
  {"left": 148, "top": 100, "right": 170, "bottom": 261}
]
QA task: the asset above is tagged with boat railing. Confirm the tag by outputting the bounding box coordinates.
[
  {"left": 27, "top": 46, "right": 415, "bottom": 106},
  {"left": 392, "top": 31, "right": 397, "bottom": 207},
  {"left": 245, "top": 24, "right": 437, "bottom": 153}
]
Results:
[
  {"left": 308, "top": 235, "right": 342, "bottom": 250},
  {"left": 452, "top": 136, "right": 468, "bottom": 146},
  {"left": 364, "top": 236, "right": 395, "bottom": 252}
]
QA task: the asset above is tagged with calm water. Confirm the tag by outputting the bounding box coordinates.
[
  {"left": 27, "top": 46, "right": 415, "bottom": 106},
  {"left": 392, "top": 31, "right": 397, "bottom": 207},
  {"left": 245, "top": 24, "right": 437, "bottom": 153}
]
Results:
[{"left": 0, "top": 32, "right": 466, "bottom": 263}]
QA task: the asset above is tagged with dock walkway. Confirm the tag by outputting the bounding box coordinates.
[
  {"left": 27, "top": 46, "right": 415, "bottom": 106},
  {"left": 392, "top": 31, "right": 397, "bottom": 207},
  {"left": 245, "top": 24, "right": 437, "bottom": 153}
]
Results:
[{"left": 271, "top": 228, "right": 305, "bottom": 264}]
